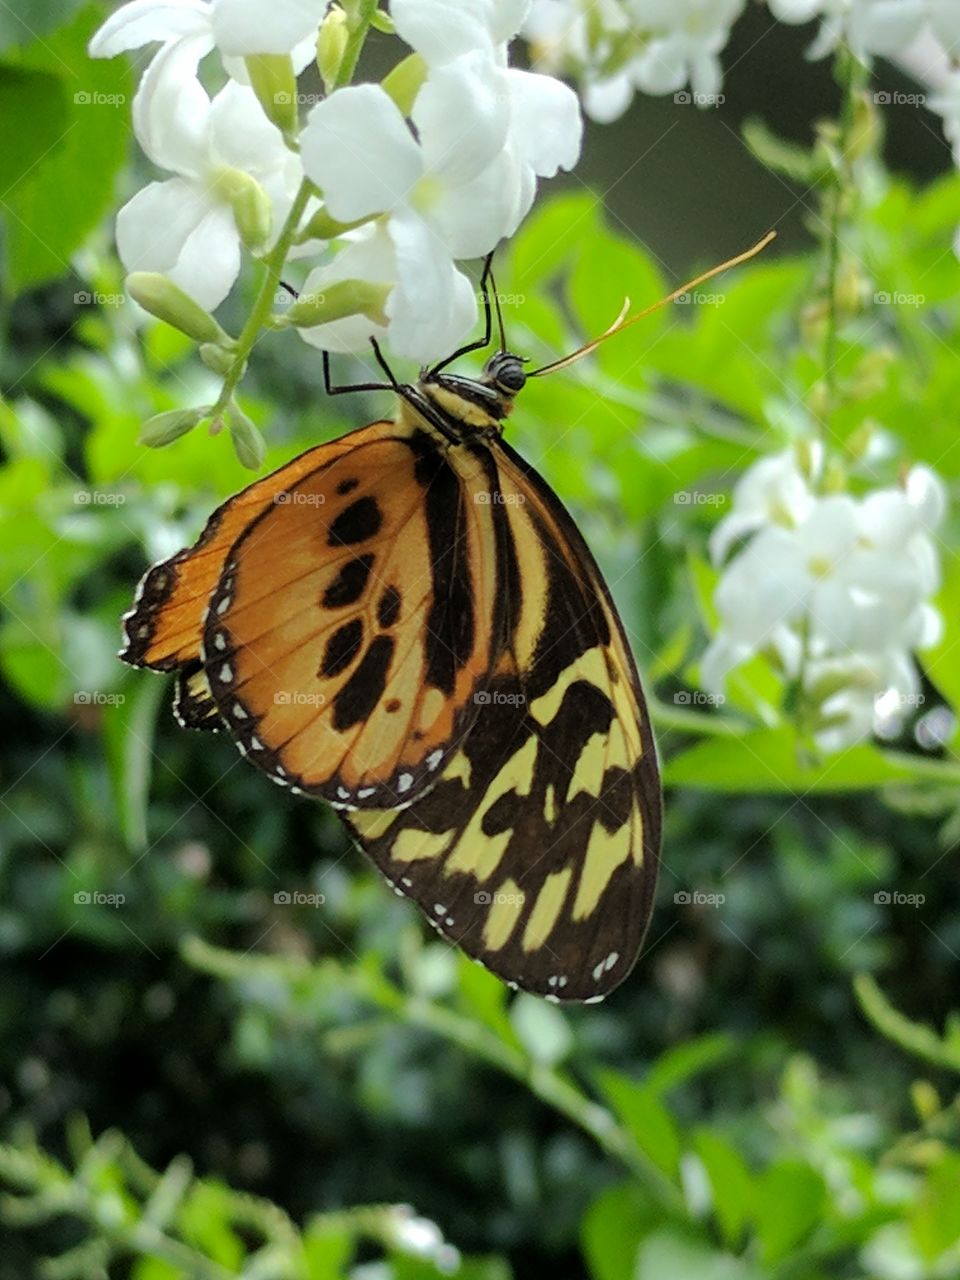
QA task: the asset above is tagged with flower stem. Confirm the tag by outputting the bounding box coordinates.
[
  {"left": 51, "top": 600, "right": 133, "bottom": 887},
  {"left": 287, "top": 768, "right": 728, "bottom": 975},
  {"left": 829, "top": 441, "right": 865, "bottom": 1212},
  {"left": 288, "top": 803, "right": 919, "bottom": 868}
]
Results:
[{"left": 211, "top": 0, "right": 380, "bottom": 424}]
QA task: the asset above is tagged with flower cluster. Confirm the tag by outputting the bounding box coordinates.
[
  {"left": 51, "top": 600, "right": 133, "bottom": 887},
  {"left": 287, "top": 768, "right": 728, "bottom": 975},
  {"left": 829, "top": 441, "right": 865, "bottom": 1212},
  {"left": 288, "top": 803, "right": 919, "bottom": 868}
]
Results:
[
  {"left": 524, "top": 0, "right": 745, "bottom": 121},
  {"left": 701, "top": 447, "right": 946, "bottom": 751},
  {"left": 90, "top": 0, "right": 582, "bottom": 363}
]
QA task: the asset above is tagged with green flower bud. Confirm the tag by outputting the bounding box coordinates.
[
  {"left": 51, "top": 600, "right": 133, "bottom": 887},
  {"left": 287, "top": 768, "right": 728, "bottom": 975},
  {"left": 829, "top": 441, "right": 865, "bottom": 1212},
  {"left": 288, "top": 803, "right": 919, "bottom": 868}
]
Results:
[
  {"left": 911, "top": 1080, "right": 941, "bottom": 1123},
  {"left": 295, "top": 206, "right": 370, "bottom": 243},
  {"left": 381, "top": 52, "right": 427, "bottom": 116},
  {"left": 127, "top": 273, "right": 229, "bottom": 345},
  {"left": 214, "top": 167, "right": 273, "bottom": 251},
  {"left": 139, "top": 405, "right": 212, "bottom": 447},
  {"left": 228, "top": 406, "right": 266, "bottom": 471},
  {"left": 277, "top": 278, "right": 391, "bottom": 329},
  {"left": 199, "top": 343, "right": 237, "bottom": 377},
  {"left": 318, "top": 7, "right": 350, "bottom": 93},
  {"left": 245, "top": 53, "right": 298, "bottom": 137}
]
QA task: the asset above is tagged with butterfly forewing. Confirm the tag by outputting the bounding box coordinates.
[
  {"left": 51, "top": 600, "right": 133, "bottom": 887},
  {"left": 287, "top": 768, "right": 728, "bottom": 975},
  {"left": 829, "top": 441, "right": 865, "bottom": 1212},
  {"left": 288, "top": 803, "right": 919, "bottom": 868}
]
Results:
[{"left": 203, "top": 429, "right": 505, "bottom": 805}]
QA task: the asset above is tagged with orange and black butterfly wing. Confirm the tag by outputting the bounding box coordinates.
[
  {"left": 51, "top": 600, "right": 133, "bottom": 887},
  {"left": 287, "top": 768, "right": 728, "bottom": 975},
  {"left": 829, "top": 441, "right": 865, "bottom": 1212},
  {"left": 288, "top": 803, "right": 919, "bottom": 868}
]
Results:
[
  {"left": 347, "top": 437, "right": 661, "bottom": 1002},
  {"left": 121, "top": 421, "right": 397, "bottom": 674},
  {"left": 199, "top": 429, "right": 507, "bottom": 807}
]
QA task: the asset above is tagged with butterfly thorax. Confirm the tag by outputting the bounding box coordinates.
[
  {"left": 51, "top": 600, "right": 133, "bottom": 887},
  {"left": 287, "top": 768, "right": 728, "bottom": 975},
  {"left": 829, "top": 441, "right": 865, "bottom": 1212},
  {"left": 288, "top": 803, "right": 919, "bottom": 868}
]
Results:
[{"left": 398, "top": 351, "right": 527, "bottom": 443}]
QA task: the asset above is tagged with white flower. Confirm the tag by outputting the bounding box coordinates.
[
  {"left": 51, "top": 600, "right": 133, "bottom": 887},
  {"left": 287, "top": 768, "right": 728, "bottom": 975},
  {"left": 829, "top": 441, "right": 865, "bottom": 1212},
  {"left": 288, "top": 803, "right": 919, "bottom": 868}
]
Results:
[
  {"left": 296, "top": 216, "right": 476, "bottom": 360},
  {"left": 298, "top": 49, "right": 580, "bottom": 358},
  {"left": 702, "top": 455, "right": 946, "bottom": 752},
  {"left": 768, "top": 0, "right": 927, "bottom": 59},
  {"left": 89, "top": 0, "right": 324, "bottom": 79},
  {"left": 118, "top": 77, "right": 301, "bottom": 309},
  {"left": 391, "top": 0, "right": 533, "bottom": 64}
]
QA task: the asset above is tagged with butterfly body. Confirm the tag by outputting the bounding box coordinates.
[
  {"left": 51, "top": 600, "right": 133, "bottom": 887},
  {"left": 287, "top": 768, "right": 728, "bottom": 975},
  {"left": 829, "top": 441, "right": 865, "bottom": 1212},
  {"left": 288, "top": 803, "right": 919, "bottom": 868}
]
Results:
[{"left": 122, "top": 349, "right": 662, "bottom": 1001}]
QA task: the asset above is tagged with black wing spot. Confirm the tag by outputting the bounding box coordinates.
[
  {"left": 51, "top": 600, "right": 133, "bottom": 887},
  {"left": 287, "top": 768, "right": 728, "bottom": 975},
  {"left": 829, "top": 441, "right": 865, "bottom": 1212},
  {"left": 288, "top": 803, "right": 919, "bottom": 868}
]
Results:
[
  {"left": 322, "top": 553, "right": 375, "bottom": 608},
  {"left": 377, "top": 585, "right": 402, "bottom": 628},
  {"left": 327, "top": 496, "right": 382, "bottom": 546},
  {"left": 385, "top": 698, "right": 401, "bottom": 713},
  {"left": 336, "top": 477, "right": 359, "bottom": 496},
  {"left": 332, "top": 635, "right": 395, "bottom": 731},
  {"left": 320, "top": 619, "right": 364, "bottom": 677}
]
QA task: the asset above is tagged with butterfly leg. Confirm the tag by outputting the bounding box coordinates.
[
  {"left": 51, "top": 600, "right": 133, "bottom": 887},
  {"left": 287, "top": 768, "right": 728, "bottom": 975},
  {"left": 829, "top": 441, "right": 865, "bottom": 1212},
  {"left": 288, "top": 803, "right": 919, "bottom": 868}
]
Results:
[
  {"left": 322, "top": 348, "right": 393, "bottom": 397},
  {"left": 427, "top": 252, "right": 496, "bottom": 376}
]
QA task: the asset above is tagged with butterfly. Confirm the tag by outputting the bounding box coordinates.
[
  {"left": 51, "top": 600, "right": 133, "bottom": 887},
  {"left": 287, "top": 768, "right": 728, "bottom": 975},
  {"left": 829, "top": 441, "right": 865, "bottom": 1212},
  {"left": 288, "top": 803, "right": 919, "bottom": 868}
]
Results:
[{"left": 120, "top": 235, "right": 773, "bottom": 1001}]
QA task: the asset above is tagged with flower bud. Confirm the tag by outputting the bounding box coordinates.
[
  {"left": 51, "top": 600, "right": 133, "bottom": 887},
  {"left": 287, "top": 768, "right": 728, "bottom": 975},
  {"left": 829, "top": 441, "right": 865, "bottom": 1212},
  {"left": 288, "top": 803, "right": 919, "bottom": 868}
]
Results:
[
  {"left": 277, "top": 278, "right": 391, "bottom": 329},
  {"left": 139, "top": 405, "right": 212, "bottom": 447},
  {"left": 296, "top": 206, "right": 369, "bottom": 243},
  {"left": 911, "top": 1080, "right": 941, "bottom": 1123},
  {"left": 215, "top": 168, "right": 273, "bottom": 251},
  {"left": 228, "top": 406, "right": 266, "bottom": 471},
  {"left": 382, "top": 52, "right": 427, "bottom": 116},
  {"left": 199, "top": 343, "right": 237, "bottom": 377},
  {"left": 127, "top": 274, "right": 229, "bottom": 345},
  {"left": 318, "top": 6, "right": 350, "bottom": 93},
  {"left": 245, "top": 53, "right": 298, "bottom": 137}
]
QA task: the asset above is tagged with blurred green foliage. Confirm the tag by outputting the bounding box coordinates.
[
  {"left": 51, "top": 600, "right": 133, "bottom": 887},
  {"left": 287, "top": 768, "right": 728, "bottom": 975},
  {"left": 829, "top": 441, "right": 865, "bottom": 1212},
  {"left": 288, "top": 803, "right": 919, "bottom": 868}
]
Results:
[{"left": 2, "top": 7, "right": 960, "bottom": 1280}]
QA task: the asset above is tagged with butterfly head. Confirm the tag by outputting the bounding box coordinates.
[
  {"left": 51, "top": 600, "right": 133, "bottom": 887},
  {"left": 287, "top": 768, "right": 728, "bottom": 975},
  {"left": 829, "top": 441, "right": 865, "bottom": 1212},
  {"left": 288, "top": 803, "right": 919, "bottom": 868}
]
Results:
[{"left": 482, "top": 351, "right": 527, "bottom": 399}]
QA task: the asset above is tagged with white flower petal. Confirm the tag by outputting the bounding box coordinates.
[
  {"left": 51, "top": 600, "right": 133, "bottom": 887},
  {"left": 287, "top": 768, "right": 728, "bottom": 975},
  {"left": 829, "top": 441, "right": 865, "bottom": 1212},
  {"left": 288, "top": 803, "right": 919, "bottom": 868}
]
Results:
[
  {"left": 905, "top": 465, "right": 947, "bottom": 530},
  {"left": 132, "top": 33, "right": 212, "bottom": 173},
  {"left": 413, "top": 53, "right": 510, "bottom": 185},
  {"left": 428, "top": 146, "right": 521, "bottom": 257},
  {"left": 391, "top": 0, "right": 498, "bottom": 63},
  {"left": 211, "top": 0, "right": 328, "bottom": 54},
  {"left": 168, "top": 200, "right": 243, "bottom": 307},
  {"left": 88, "top": 0, "right": 210, "bottom": 57},
  {"left": 116, "top": 177, "right": 211, "bottom": 275},
  {"left": 387, "top": 210, "right": 476, "bottom": 362},
  {"left": 301, "top": 85, "right": 422, "bottom": 221},
  {"left": 583, "top": 73, "right": 634, "bottom": 124},
  {"left": 208, "top": 80, "right": 289, "bottom": 173},
  {"left": 506, "top": 68, "right": 582, "bottom": 176},
  {"left": 297, "top": 224, "right": 394, "bottom": 354}
]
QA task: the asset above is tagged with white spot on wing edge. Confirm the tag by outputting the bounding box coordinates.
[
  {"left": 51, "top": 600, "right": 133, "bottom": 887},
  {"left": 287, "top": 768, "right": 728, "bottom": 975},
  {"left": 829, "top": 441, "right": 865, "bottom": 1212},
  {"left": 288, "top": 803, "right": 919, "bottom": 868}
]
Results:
[{"left": 397, "top": 772, "right": 414, "bottom": 793}]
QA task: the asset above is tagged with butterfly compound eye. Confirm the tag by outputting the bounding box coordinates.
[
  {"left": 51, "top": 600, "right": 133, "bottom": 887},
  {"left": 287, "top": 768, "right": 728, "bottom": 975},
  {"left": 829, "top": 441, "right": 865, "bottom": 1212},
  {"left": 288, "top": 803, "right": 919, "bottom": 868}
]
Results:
[{"left": 486, "top": 353, "right": 526, "bottom": 394}]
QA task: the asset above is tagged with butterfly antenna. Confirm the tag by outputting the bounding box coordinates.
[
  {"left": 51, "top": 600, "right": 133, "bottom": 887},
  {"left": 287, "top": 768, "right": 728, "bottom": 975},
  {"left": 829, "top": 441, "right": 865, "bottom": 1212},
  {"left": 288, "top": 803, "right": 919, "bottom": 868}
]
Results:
[
  {"left": 530, "top": 230, "right": 777, "bottom": 378},
  {"left": 488, "top": 264, "right": 508, "bottom": 352}
]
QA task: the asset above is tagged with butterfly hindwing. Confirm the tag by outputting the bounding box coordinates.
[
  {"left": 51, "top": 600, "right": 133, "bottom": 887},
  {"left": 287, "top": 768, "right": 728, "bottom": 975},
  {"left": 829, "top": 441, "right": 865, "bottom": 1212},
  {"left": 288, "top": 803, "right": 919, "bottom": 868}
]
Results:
[{"left": 347, "top": 436, "right": 661, "bottom": 1002}]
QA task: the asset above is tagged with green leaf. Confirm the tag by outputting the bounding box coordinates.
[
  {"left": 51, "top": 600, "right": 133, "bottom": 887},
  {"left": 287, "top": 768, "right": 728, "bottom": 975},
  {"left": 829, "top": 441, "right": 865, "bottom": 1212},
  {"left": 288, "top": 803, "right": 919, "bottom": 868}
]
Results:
[
  {"left": 692, "top": 1130, "right": 754, "bottom": 1249},
  {"left": 510, "top": 994, "right": 573, "bottom": 1066},
  {"left": 911, "top": 1153, "right": 960, "bottom": 1260},
  {"left": 1, "top": 5, "right": 132, "bottom": 293},
  {"left": 754, "top": 1160, "right": 825, "bottom": 1264},
  {"left": 665, "top": 730, "right": 920, "bottom": 793},
  {"left": 595, "top": 1069, "right": 681, "bottom": 1180},
  {"left": 854, "top": 973, "right": 960, "bottom": 1072},
  {"left": 581, "top": 1182, "right": 658, "bottom": 1280},
  {"left": 645, "top": 1033, "right": 737, "bottom": 1097},
  {"left": 454, "top": 956, "right": 523, "bottom": 1053},
  {"left": 635, "top": 1229, "right": 764, "bottom": 1280},
  {"left": 102, "top": 675, "right": 165, "bottom": 854},
  {"left": 0, "top": 65, "right": 67, "bottom": 193}
]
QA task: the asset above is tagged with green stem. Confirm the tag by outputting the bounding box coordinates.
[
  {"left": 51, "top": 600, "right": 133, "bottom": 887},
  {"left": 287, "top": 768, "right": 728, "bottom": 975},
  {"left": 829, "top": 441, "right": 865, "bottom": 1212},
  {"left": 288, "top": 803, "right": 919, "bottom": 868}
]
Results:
[
  {"left": 212, "top": 177, "right": 315, "bottom": 419},
  {"left": 649, "top": 697, "right": 752, "bottom": 738},
  {"left": 182, "top": 938, "right": 685, "bottom": 1215},
  {"left": 212, "top": 0, "right": 380, "bottom": 421}
]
